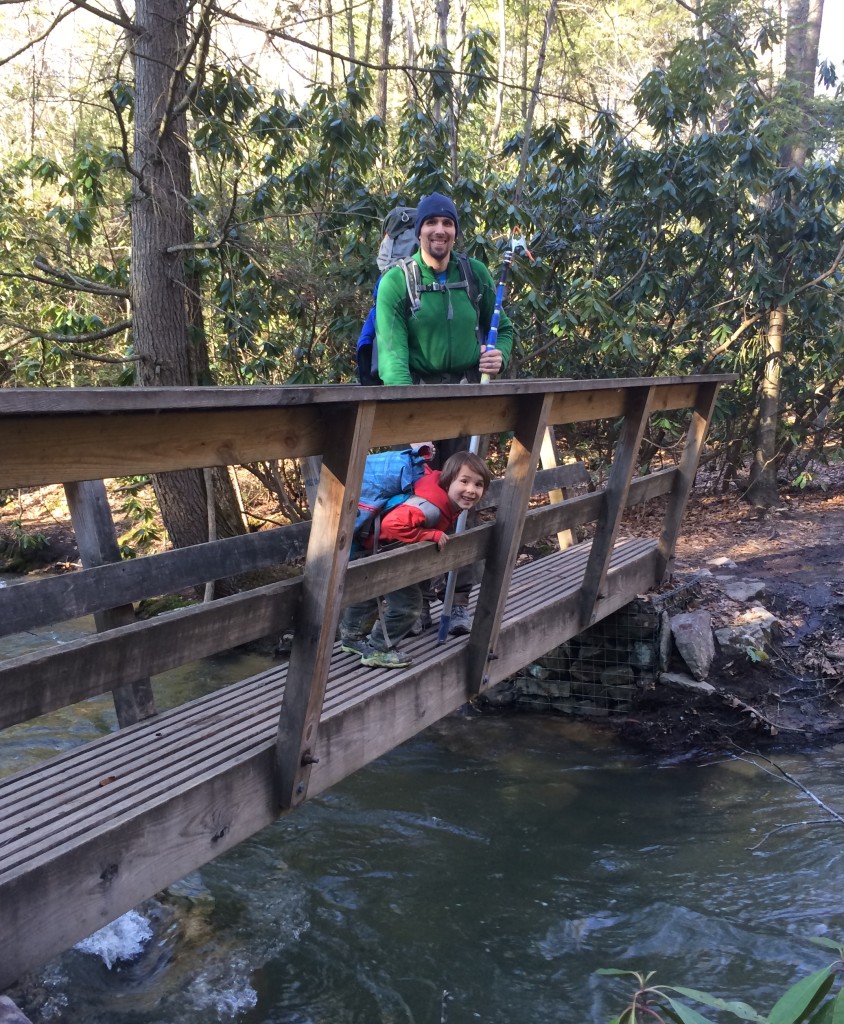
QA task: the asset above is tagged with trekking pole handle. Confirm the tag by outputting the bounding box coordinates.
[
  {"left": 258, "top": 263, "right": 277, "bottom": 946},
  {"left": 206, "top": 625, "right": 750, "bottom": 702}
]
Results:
[{"left": 480, "top": 234, "right": 533, "bottom": 383}]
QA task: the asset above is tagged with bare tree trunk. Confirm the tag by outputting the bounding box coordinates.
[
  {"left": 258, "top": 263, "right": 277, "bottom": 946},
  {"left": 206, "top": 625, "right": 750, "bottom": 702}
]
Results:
[
  {"left": 131, "top": 0, "right": 246, "bottom": 566},
  {"left": 433, "top": 0, "right": 448, "bottom": 123},
  {"left": 489, "top": 0, "right": 506, "bottom": 154},
  {"left": 346, "top": 0, "right": 356, "bottom": 61},
  {"left": 376, "top": 0, "right": 393, "bottom": 120},
  {"left": 515, "top": 0, "right": 559, "bottom": 203},
  {"left": 399, "top": 0, "right": 419, "bottom": 99},
  {"left": 747, "top": 306, "right": 785, "bottom": 506},
  {"left": 746, "top": 0, "right": 823, "bottom": 506}
]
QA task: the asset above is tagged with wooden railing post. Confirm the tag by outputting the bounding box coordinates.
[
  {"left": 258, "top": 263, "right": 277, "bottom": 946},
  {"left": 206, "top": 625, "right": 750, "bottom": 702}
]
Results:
[
  {"left": 465, "top": 393, "right": 553, "bottom": 694},
  {"left": 539, "top": 426, "right": 576, "bottom": 550},
  {"left": 655, "top": 380, "right": 720, "bottom": 581},
  {"left": 275, "top": 402, "right": 376, "bottom": 811},
  {"left": 64, "top": 479, "right": 157, "bottom": 726},
  {"left": 579, "top": 386, "right": 655, "bottom": 628}
]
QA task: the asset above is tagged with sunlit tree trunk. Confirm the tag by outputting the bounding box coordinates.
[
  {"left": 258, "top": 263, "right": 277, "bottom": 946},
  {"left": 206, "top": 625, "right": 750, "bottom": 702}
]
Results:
[
  {"left": 399, "top": 0, "right": 419, "bottom": 99},
  {"left": 748, "top": 307, "right": 785, "bottom": 506},
  {"left": 515, "top": 0, "right": 558, "bottom": 202},
  {"left": 433, "top": 0, "right": 448, "bottom": 122},
  {"left": 346, "top": 0, "right": 355, "bottom": 61},
  {"left": 489, "top": 0, "right": 506, "bottom": 154}
]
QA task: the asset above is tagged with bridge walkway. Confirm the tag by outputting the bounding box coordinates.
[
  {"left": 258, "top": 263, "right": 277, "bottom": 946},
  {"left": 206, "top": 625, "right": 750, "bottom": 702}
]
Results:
[{"left": 0, "top": 375, "right": 731, "bottom": 987}]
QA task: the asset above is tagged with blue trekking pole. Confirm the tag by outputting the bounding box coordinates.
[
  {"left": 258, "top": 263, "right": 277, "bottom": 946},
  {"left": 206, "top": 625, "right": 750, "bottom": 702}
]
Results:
[{"left": 437, "top": 231, "right": 534, "bottom": 643}]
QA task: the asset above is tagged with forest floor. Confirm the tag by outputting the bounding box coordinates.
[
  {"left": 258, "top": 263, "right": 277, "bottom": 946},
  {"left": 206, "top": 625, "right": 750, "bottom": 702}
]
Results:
[
  {"left": 2, "top": 472, "right": 844, "bottom": 756},
  {"left": 613, "top": 471, "right": 844, "bottom": 755}
]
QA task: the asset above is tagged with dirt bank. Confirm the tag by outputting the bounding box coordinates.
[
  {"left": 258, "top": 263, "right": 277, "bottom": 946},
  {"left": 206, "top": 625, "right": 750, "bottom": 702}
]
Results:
[{"left": 615, "top": 483, "right": 844, "bottom": 754}]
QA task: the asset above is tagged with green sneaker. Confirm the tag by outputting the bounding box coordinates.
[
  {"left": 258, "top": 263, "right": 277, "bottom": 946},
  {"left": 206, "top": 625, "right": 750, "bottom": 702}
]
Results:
[
  {"left": 359, "top": 644, "right": 413, "bottom": 669},
  {"left": 340, "top": 637, "right": 368, "bottom": 657}
]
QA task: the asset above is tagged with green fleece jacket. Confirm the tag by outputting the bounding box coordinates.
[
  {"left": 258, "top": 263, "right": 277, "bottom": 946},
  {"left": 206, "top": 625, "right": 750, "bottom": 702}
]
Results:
[{"left": 375, "top": 250, "right": 514, "bottom": 386}]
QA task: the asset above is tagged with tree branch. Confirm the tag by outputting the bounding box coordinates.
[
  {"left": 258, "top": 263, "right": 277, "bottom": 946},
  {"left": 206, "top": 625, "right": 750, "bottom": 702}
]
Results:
[
  {"left": 160, "top": 0, "right": 214, "bottom": 139},
  {"left": 701, "top": 241, "right": 844, "bottom": 372},
  {"left": 107, "top": 87, "right": 145, "bottom": 188},
  {"left": 30, "top": 257, "right": 130, "bottom": 298},
  {"left": 0, "top": 5, "right": 77, "bottom": 68},
  {"left": 64, "top": 0, "right": 136, "bottom": 31},
  {"left": 1, "top": 318, "right": 133, "bottom": 345},
  {"left": 210, "top": 2, "right": 597, "bottom": 110}
]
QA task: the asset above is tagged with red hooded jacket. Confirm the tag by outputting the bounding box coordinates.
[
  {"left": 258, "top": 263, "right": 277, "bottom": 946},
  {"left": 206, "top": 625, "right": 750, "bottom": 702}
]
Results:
[{"left": 377, "top": 467, "right": 459, "bottom": 546}]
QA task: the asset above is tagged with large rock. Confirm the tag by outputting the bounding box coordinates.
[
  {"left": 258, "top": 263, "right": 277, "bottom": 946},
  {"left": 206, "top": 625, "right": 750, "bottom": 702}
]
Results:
[
  {"left": 0, "top": 997, "right": 34, "bottom": 1024},
  {"left": 670, "top": 609, "right": 715, "bottom": 681},
  {"left": 715, "top": 606, "right": 781, "bottom": 659},
  {"left": 659, "top": 671, "right": 716, "bottom": 695},
  {"left": 723, "top": 579, "right": 767, "bottom": 602}
]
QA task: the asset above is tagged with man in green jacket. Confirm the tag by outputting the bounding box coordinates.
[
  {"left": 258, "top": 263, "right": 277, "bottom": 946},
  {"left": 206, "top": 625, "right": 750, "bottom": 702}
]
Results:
[
  {"left": 374, "top": 192, "right": 513, "bottom": 633},
  {"left": 374, "top": 193, "right": 513, "bottom": 386}
]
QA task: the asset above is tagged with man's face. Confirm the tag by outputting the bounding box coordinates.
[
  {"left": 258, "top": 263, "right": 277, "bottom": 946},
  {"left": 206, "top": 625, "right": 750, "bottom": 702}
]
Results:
[{"left": 419, "top": 215, "right": 456, "bottom": 264}]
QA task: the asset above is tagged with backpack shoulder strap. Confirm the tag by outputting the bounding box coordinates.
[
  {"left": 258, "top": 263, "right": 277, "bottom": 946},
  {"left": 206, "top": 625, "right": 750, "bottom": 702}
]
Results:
[
  {"left": 402, "top": 494, "right": 442, "bottom": 529},
  {"left": 456, "top": 251, "right": 484, "bottom": 346},
  {"left": 455, "top": 252, "right": 481, "bottom": 312},
  {"left": 398, "top": 256, "right": 423, "bottom": 316}
]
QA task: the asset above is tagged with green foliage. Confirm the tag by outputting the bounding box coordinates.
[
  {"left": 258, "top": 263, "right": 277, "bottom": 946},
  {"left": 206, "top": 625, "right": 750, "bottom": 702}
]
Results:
[
  {"left": 0, "top": 5, "right": 841, "bottom": 490},
  {"left": 601, "top": 944, "right": 844, "bottom": 1023},
  {"left": 0, "top": 517, "right": 49, "bottom": 565},
  {"left": 115, "top": 477, "right": 162, "bottom": 558}
]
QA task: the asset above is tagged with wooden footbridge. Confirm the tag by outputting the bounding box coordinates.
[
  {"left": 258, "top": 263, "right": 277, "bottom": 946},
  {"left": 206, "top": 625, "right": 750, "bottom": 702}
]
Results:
[{"left": 0, "top": 374, "right": 730, "bottom": 988}]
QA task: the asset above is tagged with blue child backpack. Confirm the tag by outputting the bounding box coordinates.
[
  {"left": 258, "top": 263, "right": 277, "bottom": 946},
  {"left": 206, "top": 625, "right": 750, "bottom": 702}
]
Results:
[{"left": 353, "top": 443, "right": 434, "bottom": 549}]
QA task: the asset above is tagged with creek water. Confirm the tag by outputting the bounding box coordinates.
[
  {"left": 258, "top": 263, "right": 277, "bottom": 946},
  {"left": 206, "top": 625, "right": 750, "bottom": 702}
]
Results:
[{"left": 3, "top": 578, "right": 844, "bottom": 1024}]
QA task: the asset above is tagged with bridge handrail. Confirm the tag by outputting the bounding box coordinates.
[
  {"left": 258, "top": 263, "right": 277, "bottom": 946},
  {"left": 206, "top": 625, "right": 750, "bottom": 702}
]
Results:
[{"left": 1, "top": 375, "right": 734, "bottom": 789}]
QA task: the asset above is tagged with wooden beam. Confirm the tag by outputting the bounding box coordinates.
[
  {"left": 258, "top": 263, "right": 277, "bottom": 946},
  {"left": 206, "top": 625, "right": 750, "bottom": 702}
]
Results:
[
  {"left": 0, "top": 522, "right": 312, "bottom": 638},
  {"left": 579, "top": 386, "right": 655, "bottom": 626},
  {"left": 64, "top": 480, "right": 156, "bottom": 726},
  {"left": 519, "top": 467, "right": 676, "bottom": 547},
  {"left": 0, "top": 377, "right": 736, "bottom": 489},
  {"left": 0, "top": 579, "right": 301, "bottom": 729},
  {"left": 465, "top": 393, "right": 554, "bottom": 694},
  {"left": 655, "top": 380, "right": 721, "bottom": 580},
  {"left": 274, "top": 402, "right": 377, "bottom": 810},
  {"left": 539, "top": 426, "right": 576, "bottom": 549}
]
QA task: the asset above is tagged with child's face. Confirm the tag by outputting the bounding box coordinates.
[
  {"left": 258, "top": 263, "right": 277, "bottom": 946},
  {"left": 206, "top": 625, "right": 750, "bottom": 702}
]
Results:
[{"left": 446, "top": 466, "right": 486, "bottom": 511}]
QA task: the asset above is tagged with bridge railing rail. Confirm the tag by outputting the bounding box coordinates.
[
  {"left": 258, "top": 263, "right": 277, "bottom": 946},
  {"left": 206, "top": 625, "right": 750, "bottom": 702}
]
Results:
[{"left": 0, "top": 375, "right": 732, "bottom": 804}]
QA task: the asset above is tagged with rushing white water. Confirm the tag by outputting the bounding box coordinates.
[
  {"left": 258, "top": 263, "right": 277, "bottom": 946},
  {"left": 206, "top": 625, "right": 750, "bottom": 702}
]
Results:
[{"left": 74, "top": 912, "right": 154, "bottom": 970}]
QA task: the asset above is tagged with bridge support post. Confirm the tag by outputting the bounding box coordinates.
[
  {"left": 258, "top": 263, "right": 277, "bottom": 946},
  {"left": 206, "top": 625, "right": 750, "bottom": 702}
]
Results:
[
  {"left": 466, "top": 393, "right": 554, "bottom": 695},
  {"left": 275, "top": 402, "right": 376, "bottom": 811},
  {"left": 579, "top": 386, "right": 655, "bottom": 628},
  {"left": 64, "top": 479, "right": 157, "bottom": 727},
  {"left": 655, "top": 380, "right": 720, "bottom": 581},
  {"left": 539, "top": 426, "right": 576, "bottom": 550}
]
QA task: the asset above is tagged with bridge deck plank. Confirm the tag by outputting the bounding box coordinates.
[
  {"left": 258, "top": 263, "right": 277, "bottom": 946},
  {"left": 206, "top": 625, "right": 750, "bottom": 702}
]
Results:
[{"left": 0, "top": 536, "right": 656, "bottom": 987}]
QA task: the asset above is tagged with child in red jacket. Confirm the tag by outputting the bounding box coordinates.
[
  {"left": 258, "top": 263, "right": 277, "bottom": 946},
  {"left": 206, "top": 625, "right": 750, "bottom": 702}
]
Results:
[{"left": 340, "top": 450, "right": 491, "bottom": 668}]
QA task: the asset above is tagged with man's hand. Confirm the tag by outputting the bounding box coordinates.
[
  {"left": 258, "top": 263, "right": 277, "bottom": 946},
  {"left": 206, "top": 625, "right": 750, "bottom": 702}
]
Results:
[
  {"left": 436, "top": 533, "right": 448, "bottom": 551},
  {"left": 479, "top": 345, "right": 504, "bottom": 376}
]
